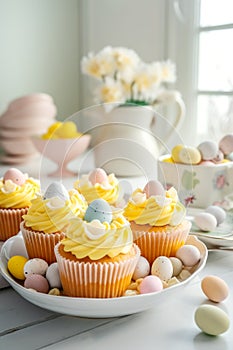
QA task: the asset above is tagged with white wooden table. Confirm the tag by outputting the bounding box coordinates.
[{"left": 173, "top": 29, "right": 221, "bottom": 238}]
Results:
[{"left": 0, "top": 157, "right": 233, "bottom": 349}]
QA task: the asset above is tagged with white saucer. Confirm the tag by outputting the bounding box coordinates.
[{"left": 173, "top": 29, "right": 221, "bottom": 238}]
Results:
[{"left": 0, "top": 235, "right": 207, "bottom": 318}]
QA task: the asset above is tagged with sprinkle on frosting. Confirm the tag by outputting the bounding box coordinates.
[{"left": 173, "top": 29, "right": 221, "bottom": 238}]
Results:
[
  {"left": 0, "top": 177, "right": 40, "bottom": 209},
  {"left": 123, "top": 186, "right": 186, "bottom": 226}
]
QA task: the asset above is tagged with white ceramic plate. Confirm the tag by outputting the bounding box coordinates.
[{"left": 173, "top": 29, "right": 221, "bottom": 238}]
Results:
[
  {"left": 0, "top": 235, "right": 207, "bottom": 318},
  {"left": 187, "top": 208, "right": 233, "bottom": 248}
]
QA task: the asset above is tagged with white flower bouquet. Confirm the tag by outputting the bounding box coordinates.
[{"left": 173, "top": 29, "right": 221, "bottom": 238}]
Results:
[{"left": 81, "top": 46, "right": 179, "bottom": 111}]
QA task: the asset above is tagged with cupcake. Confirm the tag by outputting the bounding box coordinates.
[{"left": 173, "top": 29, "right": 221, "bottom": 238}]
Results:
[
  {"left": 0, "top": 168, "right": 40, "bottom": 241},
  {"left": 21, "top": 181, "right": 87, "bottom": 264},
  {"left": 74, "top": 168, "right": 120, "bottom": 205},
  {"left": 55, "top": 198, "right": 140, "bottom": 298},
  {"left": 123, "top": 180, "right": 191, "bottom": 264}
]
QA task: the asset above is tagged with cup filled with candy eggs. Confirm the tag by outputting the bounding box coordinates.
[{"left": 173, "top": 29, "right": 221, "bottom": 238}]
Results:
[
  {"left": 158, "top": 134, "right": 233, "bottom": 209},
  {"left": 31, "top": 121, "right": 91, "bottom": 177}
]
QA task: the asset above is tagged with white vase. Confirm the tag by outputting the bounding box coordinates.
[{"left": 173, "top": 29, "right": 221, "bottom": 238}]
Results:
[{"left": 81, "top": 97, "right": 185, "bottom": 177}]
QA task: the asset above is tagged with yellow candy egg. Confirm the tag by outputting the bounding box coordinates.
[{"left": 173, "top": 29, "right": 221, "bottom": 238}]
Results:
[
  {"left": 171, "top": 144, "right": 184, "bottom": 162},
  {"left": 55, "top": 121, "right": 80, "bottom": 138},
  {"left": 179, "top": 146, "right": 201, "bottom": 165},
  {"left": 163, "top": 156, "right": 174, "bottom": 163},
  {"left": 8, "top": 255, "right": 28, "bottom": 280}
]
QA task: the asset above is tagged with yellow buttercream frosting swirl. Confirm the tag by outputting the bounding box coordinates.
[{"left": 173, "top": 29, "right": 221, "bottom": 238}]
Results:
[
  {"left": 74, "top": 173, "right": 119, "bottom": 204},
  {"left": 61, "top": 212, "right": 133, "bottom": 260},
  {"left": 23, "top": 189, "right": 87, "bottom": 233},
  {"left": 0, "top": 177, "right": 40, "bottom": 209},
  {"left": 123, "top": 187, "right": 186, "bottom": 226}
]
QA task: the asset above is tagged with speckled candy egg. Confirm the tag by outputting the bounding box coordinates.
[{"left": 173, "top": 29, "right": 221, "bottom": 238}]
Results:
[
  {"left": 44, "top": 181, "right": 69, "bottom": 201},
  {"left": 179, "top": 146, "right": 201, "bottom": 165},
  {"left": 24, "top": 274, "right": 49, "bottom": 293},
  {"left": 197, "top": 140, "right": 218, "bottom": 160},
  {"left": 139, "top": 275, "right": 163, "bottom": 294},
  {"left": 194, "top": 305, "right": 230, "bottom": 336},
  {"left": 201, "top": 275, "right": 229, "bottom": 302},
  {"left": 205, "top": 205, "right": 226, "bottom": 225},
  {"left": 151, "top": 256, "right": 173, "bottom": 281},
  {"left": 143, "top": 180, "right": 165, "bottom": 198},
  {"left": 175, "top": 245, "right": 201, "bottom": 266},
  {"left": 194, "top": 212, "right": 217, "bottom": 231},
  {"left": 84, "top": 199, "right": 112, "bottom": 223},
  {"left": 88, "top": 168, "right": 108, "bottom": 185},
  {"left": 132, "top": 256, "right": 150, "bottom": 280},
  {"left": 46, "top": 262, "right": 62, "bottom": 289},
  {"left": 24, "top": 258, "right": 48, "bottom": 277},
  {"left": 8, "top": 255, "right": 28, "bottom": 280},
  {"left": 219, "top": 134, "right": 233, "bottom": 155},
  {"left": 169, "top": 257, "right": 183, "bottom": 277},
  {"left": 3, "top": 168, "right": 26, "bottom": 186},
  {"left": 171, "top": 144, "right": 184, "bottom": 162}
]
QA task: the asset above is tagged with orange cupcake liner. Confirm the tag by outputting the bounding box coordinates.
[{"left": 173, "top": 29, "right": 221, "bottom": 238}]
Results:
[
  {"left": 133, "top": 221, "right": 191, "bottom": 264},
  {"left": 0, "top": 208, "right": 28, "bottom": 241},
  {"left": 54, "top": 243, "right": 140, "bottom": 298},
  {"left": 20, "top": 221, "right": 65, "bottom": 264}
]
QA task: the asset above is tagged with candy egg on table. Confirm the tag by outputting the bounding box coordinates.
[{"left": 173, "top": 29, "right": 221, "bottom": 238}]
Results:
[
  {"left": 24, "top": 258, "right": 48, "bottom": 277},
  {"left": 84, "top": 199, "right": 113, "bottom": 223},
  {"left": 171, "top": 144, "right": 184, "bottom": 162},
  {"left": 197, "top": 140, "right": 218, "bottom": 160},
  {"left": 194, "top": 304, "right": 230, "bottom": 336},
  {"left": 46, "top": 262, "right": 62, "bottom": 289},
  {"left": 175, "top": 245, "right": 200, "bottom": 266},
  {"left": 169, "top": 257, "right": 183, "bottom": 277},
  {"left": 3, "top": 168, "right": 26, "bottom": 186},
  {"left": 205, "top": 205, "right": 226, "bottom": 225},
  {"left": 194, "top": 212, "right": 217, "bottom": 231},
  {"left": 132, "top": 256, "right": 150, "bottom": 280},
  {"left": 44, "top": 181, "right": 69, "bottom": 201},
  {"left": 179, "top": 146, "right": 201, "bottom": 165},
  {"left": 151, "top": 256, "right": 173, "bottom": 281},
  {"left": 24, "top": 274, "right": 49, "bottom": 293},
  {"left": 88, "top": 168, "right": 108, "bottom": 185},
  {"left": 143, "top": 180, "right": 165, "bottom": 197},
  {"left": 8, "top": 255, "right": 28, "bottom": 280},
  {"left": 139, "top": 275, "right": 163, "bottom": 294},
  {"left": 201, "top": 275, "right": 229, "bottom": 303},
  {"left": 219, "top": 134, "right": 233, "bottom": 155}
]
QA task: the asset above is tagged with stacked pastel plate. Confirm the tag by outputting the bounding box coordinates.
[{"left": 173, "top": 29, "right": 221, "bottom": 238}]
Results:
[{"left": 0, "top": 93, "right": 57, "bottom": 164}]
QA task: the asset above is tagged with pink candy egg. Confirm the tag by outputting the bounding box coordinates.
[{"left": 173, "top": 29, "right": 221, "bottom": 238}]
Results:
[
  {"left": 143, "top": 180, "right": 165, "bottom": 198},
  {"left": 219, "top": 134, "right": 233, "bottom": 155},
  {"left": 139, "top": 275, "right": 163, "bottom": 294},
  {"left": 88, "top": 168, "right": 108, "bottom": 185},
  {"left": 3, "top": 168, "right": 26, "bottom": 186},
  {"left": 24, "top": 274, "right": 49, "bottom": 293}
]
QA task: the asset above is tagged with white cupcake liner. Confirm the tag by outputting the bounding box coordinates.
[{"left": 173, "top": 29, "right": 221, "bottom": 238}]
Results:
[
  {"left": 54, "top": 243, "right": 140, "bottom": 298},
  {"left": 20, "top": 221, "right": 65, "bottom": 264},
  {"left": 133, "top": 221, "right": 191, "bottom": 264},
  {"left": 0, "top": 208, "right": 28, "bottom": 241}
]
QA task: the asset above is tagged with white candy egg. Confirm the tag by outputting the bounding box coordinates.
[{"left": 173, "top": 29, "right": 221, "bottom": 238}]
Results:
[
  {"left": 175, "top": 245, "right": 201, "bottom": 266},
  {"left": 169, "top": 257, "right": 183, "bottom": 277},
  {"left": 46, "top": 263, "right": 62, "bottom": 289},
  {"left": 151, "top": 256, "right": 173, "bottom": 281},
  {"left": 197, "top": 140, "right": 218, "bottom": 160},
  {"left": 205, "top": 205, "right": 226, "bottom": 225},
  {"left": 44, "top": 182, "right": 69, "bottom": 201},
  {"left": 24, "top": 258, "right": 48, "bottom": 277},
  {"left": 132, "top": 256, "right": 150, "bottom": 280},
  {"left": 194, "top": 212, "right": 217, "bottom": 231}
]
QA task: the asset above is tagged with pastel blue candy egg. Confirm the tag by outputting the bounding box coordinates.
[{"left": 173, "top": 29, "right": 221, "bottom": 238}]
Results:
[{"left": 84, "top": 199, "right": 112, "bottom": 223}]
